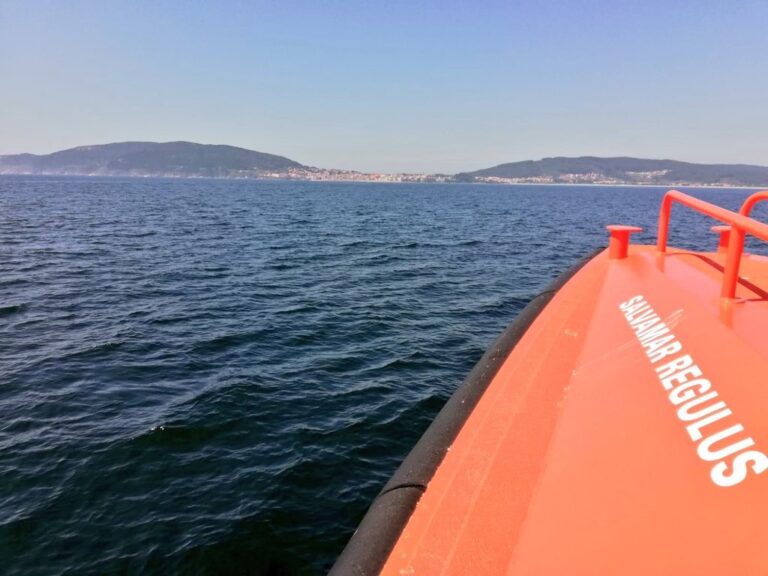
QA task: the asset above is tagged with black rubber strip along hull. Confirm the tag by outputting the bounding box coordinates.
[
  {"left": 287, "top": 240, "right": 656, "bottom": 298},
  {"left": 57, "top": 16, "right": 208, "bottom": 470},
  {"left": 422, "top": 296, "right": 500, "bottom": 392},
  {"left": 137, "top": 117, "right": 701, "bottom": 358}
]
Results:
[{"left": 329, "top": 248, "right": 603, "bottom": 576}]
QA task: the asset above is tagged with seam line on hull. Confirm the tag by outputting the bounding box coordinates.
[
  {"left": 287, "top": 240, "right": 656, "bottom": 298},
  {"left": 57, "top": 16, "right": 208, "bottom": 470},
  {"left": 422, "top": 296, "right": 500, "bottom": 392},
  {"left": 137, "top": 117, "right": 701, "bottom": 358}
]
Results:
[{"left": 378, "top": 483, "right": 427, "bottom": 498}]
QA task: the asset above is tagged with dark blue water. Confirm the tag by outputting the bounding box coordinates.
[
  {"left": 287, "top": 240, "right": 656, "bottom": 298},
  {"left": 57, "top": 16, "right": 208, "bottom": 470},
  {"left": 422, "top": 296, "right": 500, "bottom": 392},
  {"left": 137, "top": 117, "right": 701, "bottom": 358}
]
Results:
[{"left": 1, "top": 177, "right": 764, "bottom": 575}]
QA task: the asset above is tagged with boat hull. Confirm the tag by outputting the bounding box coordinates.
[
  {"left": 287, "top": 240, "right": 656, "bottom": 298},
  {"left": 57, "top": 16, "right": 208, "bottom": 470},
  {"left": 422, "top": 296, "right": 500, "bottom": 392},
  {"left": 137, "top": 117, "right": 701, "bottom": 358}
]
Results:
[
  {"left": 332, "top": 238, "right": 768, "bottom": 574},
  {"left": 329, "top": 249, "right": 602, "bottom": 575}
]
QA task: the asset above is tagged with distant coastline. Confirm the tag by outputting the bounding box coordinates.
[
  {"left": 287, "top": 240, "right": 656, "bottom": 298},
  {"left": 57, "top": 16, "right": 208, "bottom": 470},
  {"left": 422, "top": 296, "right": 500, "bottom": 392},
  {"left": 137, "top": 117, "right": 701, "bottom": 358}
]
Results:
[
  {"left": 3, "top": 141, "right": 768, "bottom": 188},
  {"left": 3, "top": 173, "right": 765, "bottom": 190}
]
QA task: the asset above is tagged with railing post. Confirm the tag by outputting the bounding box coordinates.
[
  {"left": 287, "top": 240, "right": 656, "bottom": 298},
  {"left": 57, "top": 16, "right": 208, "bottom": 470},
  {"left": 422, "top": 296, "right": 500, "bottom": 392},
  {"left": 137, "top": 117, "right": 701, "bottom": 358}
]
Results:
[
  {"left": 656, "top": 192, "right": 674, "bottom": 252},
  {"left": 721, "top": 227, "right": 745, "bottom": 299}
]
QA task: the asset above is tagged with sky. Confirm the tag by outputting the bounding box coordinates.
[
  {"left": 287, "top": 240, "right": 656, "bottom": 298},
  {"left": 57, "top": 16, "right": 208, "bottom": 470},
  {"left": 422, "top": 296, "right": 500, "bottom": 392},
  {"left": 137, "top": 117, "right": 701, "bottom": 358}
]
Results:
[{"left": 2, "top": 0, "right": 768, "bottom": 173}]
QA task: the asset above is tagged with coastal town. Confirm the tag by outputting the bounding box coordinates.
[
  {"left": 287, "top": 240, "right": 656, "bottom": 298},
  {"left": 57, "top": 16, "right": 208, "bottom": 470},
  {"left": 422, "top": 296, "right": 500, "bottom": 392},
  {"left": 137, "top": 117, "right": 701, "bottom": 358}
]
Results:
[
  {"left": 258, "top": 166, "right": 454, "bottom": 183},
  {"left": 242, "top": 166, "right": 740, "bottom": 187},
  {"left": 470, "top": 169, "right": 674, "bottom": 186}
]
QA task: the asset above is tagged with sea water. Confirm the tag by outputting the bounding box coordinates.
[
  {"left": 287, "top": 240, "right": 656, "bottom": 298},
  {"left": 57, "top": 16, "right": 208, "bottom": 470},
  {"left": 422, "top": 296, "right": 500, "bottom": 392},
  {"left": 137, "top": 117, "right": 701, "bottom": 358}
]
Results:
[{"left": 0, "top": 177, "right": 762, "bottom": 574}]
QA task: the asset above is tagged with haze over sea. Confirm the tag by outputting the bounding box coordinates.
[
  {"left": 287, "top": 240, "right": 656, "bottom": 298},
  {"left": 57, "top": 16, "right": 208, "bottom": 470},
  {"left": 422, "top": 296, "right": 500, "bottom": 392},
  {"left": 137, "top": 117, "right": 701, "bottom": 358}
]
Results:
[{"left": 1, "top": 177, "right": 764, "bottom": 575}]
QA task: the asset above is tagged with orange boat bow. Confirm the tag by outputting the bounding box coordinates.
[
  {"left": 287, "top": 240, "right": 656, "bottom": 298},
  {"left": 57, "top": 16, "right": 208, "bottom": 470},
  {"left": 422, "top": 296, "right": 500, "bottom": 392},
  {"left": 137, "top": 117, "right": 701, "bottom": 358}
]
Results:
[{"left": 333, "top": 191, "right": 768, "bottom": 575}]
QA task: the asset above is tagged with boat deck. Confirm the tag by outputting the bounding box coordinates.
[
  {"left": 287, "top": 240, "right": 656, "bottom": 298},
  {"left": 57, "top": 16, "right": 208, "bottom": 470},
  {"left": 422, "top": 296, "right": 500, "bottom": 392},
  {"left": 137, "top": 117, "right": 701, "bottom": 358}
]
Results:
[{"left": 381, "top": 245, "right": 768, "bottom": 575}]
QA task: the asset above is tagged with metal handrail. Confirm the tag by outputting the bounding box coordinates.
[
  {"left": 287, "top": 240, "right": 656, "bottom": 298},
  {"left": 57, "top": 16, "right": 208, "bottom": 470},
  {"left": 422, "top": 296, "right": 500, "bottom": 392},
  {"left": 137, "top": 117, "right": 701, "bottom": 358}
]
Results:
[
  {"left": 739, "top": 190, "right": 768, "bottom": 217},
  {"left": 656, "top": 190, "right": 768, "bottom": 299}
]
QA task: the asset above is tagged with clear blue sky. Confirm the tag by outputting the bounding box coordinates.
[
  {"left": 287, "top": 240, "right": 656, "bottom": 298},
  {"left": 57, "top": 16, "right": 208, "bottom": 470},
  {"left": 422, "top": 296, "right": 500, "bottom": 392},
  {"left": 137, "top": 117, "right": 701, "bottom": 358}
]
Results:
[{"left": 2, "top": 0, "right": 768, "bottom": 173}]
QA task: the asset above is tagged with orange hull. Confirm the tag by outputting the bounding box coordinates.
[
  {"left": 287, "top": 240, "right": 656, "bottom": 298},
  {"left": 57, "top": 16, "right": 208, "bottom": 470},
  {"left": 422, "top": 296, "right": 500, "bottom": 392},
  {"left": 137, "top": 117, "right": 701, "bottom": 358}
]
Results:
[{"left": 332, "top": 191, "right": 768, "bottom": 575}]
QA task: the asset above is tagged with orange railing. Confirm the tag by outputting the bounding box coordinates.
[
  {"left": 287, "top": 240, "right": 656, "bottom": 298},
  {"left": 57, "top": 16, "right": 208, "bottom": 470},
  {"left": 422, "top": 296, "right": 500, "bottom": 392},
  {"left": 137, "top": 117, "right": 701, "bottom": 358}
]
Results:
[
  {"left": 739, "top": 190, "right": 768, "bottom": 217},
  {"left": 657, "top": 190, "right": 768, "bottom": 299}
]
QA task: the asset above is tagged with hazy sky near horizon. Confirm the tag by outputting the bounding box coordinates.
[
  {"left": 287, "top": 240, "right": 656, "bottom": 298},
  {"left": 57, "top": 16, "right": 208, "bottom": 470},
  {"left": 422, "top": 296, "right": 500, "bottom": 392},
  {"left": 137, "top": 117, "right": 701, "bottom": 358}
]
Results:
[{"left": 2, "top": 1, "right": 768, "bottom": 173}]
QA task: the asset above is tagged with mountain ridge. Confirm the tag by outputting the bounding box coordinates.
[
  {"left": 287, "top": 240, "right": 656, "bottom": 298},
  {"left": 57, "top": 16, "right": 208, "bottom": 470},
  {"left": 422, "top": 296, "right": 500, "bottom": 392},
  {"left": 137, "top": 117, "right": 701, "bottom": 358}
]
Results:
[
  {"left": 0, "top": 141, "right": 304, "bottom": 178},
  {"left": 455, "top": 156, "right": 768, "bottom": 186},
  {"left": 3, "top": 142, "right": 768, "bottom": 186}
]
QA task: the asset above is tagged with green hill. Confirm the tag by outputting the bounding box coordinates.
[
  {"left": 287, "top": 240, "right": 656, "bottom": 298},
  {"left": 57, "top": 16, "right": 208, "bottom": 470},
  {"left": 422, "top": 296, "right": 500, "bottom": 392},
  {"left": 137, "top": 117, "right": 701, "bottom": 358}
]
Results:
[
  {"left": 0, "top": 141, "right": 304, "bottom": 177},
  {"left": 455, "top": 156, "right": 768, "bottom": 186}
]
